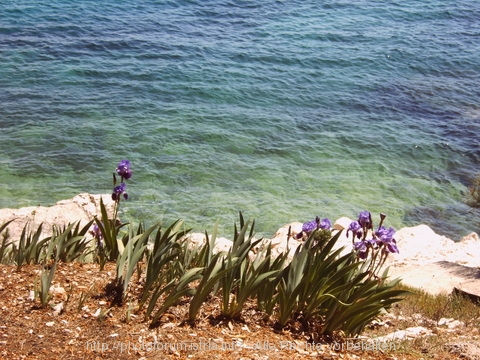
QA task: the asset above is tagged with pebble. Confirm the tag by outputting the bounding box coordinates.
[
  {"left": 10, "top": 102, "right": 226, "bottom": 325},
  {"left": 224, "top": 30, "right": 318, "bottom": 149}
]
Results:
[
  {"left": 374, "top": 326, "right": 434, "bottom": 341},
  {"left": 53, "top": 302, "right": 63, "bottom": 316},
  {"left": 49, "top": 285, "right": 66, "bottom": 295}
]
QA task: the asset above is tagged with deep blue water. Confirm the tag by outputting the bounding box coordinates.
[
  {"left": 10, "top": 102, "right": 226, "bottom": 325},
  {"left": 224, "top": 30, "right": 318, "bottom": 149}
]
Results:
[{"left": 1, "top": 0, "right": 479, "bottom": 239}]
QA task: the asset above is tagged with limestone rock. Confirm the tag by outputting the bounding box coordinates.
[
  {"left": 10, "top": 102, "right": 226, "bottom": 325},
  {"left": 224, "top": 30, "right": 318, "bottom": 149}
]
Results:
[
  {"left": 267, "top": 222, "right": 303, "bottom": 260},
  {"left": 184, "top": 232, "right": 233, "bottom": 255},
  {"left": 374, "top": 326, "right": 434, "bottom": 341},
  {"left": 333, "top": 216, "right": 353, "bottom": 231},
  {"left": 0, "top": 193, "right": 115, "bottom": 242},
  {"left": 389, "top": 225, "right": 455, "bottom": 265}
]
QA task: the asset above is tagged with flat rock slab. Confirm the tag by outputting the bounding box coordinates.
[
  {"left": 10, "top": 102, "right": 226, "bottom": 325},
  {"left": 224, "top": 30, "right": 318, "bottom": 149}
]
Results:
[
  {"left": 0, "top": 193, "right": 115, "bottom": 241},
  {"left": 387, "top": 261, "right": 480, "bottom": 299}
]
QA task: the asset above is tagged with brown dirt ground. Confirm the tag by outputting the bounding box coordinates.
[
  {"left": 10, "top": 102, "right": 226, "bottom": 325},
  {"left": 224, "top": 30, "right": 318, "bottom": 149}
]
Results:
[{"left": 0, "top": 262, "right": 478, "bottom": 360}]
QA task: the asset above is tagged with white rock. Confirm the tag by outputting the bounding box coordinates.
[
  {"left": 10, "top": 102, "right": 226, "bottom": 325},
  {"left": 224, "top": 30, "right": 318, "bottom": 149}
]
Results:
[
  {"left": 333, "top": 217, "right": 353, "bottom": 231},
  {"left": 267, "top": 222, "right": 303, "bottom": 261},
  {"left": 50, "top": 285, "right": 66, "bottom": 295},
  {"left": 461, "top": 232, "right": 480, "bottom": 243},
  {"left": 270, "top": 222, "right": 303, "bottom": 244},
  {"left": 447, "top": 320, "right": 464, "bottom": 329},
  {"left": 0, "top": 193, "right": 115, "bottom": 242},
  {"left": 375, "top": 326, "right": 433, "bottom": 341},
  {"left": 215, "top": 237, "right": 234, "bottom": 253},
  {"left": 438, "top": 317, "right": 455, "bottom": 326},
  {"left": 52, "top": 302, "right": 64, "bottom": 316},
  {"left": 184, "top": 233, "right": 233, "bottom": 255},
  {"left": 389, "top": 225, "right": 453, "bottom": 265}
]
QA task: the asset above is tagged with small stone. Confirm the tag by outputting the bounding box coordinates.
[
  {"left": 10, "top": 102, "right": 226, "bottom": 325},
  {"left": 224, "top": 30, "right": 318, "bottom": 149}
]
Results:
[
  {"left": 447, "top": 320, "right": 464, "bottom": 329},
  {"left": 242, "top": 325, "right": 251, "bottom": 332},
  {"left": 295, "top": 348, "right": 310, "bottom": 356},
  {"left": 50, "top": 285, "right": 66, "bottom": 295},
  {"left": 53, "top": 302, "right": 64, "bottom": 316},
  {"left": 411, "top": 313, "right": 423, "bottom": 320},
  {"left": 45, "top": 322, "right": 54, "bottom": 327},
  {"left": 438, "top": 318, "right": 454, "bottom": 326}
]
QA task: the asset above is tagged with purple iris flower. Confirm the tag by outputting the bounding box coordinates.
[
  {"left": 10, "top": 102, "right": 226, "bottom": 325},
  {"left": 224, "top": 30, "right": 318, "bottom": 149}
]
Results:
[
  {"left": 90, "top": 224, "right": 103, "bottom": 249},
  {"left": 354, "top": 238, "right": 376, "bottom": 259},
  {"left": 302, "top": 217, "right": 331, "bottom": 231},
  {"left": 358, "top": 211, "right": 372, "bottom": 229},
  {"left": 347, "top": 221, "right": 362, "bottom": 239},
  {"left": 90, "top": 224, "right": 102, "bottom": 240},
  {"left": 376, "top": 226, "right": 395, "bottom": 243},
  {"left": 353, "top": 241, "right": 368, "bottom": 259},
  {"left": 112, "top": 182, "right": 128, "bottom": 201},
  {"left": 116, "top": 159, "right": 132, "bottom": 180},
  {"left": 385, "top": 239, "right": 399, "bottom": 254},
  {"left": 319, "top": 218, "right": 332, "bottom": 230},
  {"left": 302, "top": 219, "right": 317, "bottom": 233},
  {"left": 376, "top": 226, "right": 399, "bottom": 253},
  {"left": 296, "top": 216, "right": 331, "bottom": 239}
]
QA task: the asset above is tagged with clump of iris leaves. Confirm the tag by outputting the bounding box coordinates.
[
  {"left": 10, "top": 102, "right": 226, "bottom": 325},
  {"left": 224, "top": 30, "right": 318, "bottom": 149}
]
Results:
[{"left": 0, "top": 160, "right": 409, "bottom": 338}]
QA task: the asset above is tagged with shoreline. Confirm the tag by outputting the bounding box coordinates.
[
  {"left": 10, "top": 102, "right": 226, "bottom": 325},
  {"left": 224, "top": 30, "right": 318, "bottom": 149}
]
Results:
[{"left": 0, "top": 192, "right": 480, "bottom": 298}]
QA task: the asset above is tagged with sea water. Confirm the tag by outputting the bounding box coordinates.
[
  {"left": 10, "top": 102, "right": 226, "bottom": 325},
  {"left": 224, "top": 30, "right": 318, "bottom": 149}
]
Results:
[{"left": 1, "top": 0, "right": 479, "bottom": 239}]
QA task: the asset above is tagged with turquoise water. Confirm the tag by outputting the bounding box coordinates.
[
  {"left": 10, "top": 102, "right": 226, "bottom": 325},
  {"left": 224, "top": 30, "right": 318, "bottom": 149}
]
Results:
[{"left": 1, "top": 1, "right": 479, "bottom": 239}]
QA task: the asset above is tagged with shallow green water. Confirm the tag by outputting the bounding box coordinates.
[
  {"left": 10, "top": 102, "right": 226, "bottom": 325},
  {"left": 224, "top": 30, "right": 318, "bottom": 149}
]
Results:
[{"left": 1, "top": 0, "right": 479, "bottom": 239}]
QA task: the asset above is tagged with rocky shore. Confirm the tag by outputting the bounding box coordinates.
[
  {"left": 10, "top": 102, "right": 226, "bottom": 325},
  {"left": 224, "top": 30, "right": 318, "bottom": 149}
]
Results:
[{"left": 1, "top": 193, "right": 479, "bottom": 298}]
